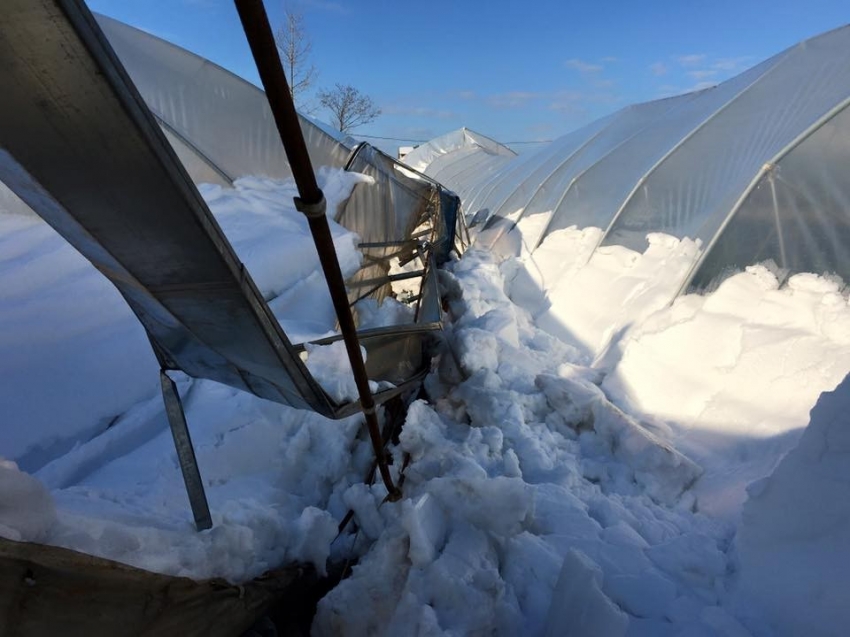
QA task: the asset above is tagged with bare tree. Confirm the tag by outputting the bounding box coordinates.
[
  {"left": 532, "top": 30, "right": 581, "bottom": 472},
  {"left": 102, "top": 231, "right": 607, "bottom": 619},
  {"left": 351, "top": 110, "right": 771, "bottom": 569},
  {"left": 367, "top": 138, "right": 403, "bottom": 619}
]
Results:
[
  {"left": 274, "top": 10, "right": 317, "bottom": 110},
  {"left": 317, "top": 84, "right": 381, "bottom": 134}
]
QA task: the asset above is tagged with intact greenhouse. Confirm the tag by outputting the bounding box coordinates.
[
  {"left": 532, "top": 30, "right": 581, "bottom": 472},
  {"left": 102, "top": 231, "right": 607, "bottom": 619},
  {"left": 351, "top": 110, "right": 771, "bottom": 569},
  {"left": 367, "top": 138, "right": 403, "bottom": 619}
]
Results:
[{"left": 407, "top": 24, "right": 850, "bottom": 300}]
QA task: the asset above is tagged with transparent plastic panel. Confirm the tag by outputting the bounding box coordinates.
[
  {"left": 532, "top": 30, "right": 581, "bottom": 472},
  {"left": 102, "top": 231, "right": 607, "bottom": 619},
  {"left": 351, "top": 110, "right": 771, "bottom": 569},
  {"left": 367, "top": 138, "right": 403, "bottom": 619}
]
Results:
[
  {"left": 342, "top": 145, "right": 432, "bottom": 245},
  {"left": 96, "top": 15, "right": 351, "bottom": 183},
  {"left": 454, "top": 156, "right": 516, "bottom": 203},
  {"left": 546, "top": 57, "right": 783, "bottom": 237},
  {"left": 403, "top": 128, "right": 514, "bottom": 173},
  {"left": 159, "top": 126, "right": 231, "bottom": 186},
  {"left": 429, "top": 148, "right": 497, "bottom": 187},
  {"left": 474, "top": 114, "right": 618, "bottom": 224},
  {"left": 513, "top": 96, "right": 693, "bottom": 250},
  {"left": 449, "top": 155, "right": 515, "bottom": 194},
  {"left": 463, "top": 147, "right": 543, "bottom": 214},
  {"left": 603, "top": 26, "right": 850, "bottom": 252},
  {"left": 688, "top": 104, "right": 850, "bottom": 292},
  {"left": 403, "top": 129, "right": 470, "bottom": 172},
  {"left": 425, "top": 146, "right": 484, "bottom": 182}
]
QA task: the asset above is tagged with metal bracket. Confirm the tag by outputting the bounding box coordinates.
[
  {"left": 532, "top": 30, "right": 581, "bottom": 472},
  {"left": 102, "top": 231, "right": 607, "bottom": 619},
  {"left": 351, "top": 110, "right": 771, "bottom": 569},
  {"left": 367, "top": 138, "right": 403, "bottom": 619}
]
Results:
[
  {"left": 293, "top": 194, "right": 327, "bottom": 219},
  {"left": 159, "top": 370, "right": 212, "bottom": 531}
]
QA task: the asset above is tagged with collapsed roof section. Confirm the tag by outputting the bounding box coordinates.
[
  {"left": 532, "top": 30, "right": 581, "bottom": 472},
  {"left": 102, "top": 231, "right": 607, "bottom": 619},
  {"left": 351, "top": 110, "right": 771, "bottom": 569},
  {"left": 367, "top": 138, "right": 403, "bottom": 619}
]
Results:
[
  {"left": 0, "top": 0, "right": 457, "bottom": 421},
  {"left": 414, "top": 25, "right": 850, "bottom": 297}
]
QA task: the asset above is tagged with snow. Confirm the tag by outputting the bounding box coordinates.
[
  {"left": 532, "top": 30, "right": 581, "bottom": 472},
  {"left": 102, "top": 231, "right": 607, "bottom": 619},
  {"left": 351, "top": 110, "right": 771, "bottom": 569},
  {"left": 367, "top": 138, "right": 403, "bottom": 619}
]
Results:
[
  {"left": 603, "top": 264, "right": 850, "bottom": 519},
  {"left": 2, "top": 169, "right": 849, "bottom": 636},
  {"left": 0, "top": 169, "right": 369, "bottom": 470},
  {"left": 500, "top": 225, "right": 850, "bottom": 520},
  {"left": 314, "top": 249, "right": 741, "bottom": 636},
  {"left": 734, "top": 373, "right": 850, "bottom": 637},
  {"left": 0, "top": 458, "right": 55, "bottom": 542},
  {"left": 0, "top": 169, "right": 405, "bottom": 581}
]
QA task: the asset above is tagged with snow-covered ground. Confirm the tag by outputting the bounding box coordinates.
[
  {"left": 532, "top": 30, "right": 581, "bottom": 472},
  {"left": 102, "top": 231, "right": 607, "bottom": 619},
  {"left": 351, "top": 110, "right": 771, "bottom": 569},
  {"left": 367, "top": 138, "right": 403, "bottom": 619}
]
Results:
[{"left": 2, "top": 172, "right": 849, "bottom": 636}]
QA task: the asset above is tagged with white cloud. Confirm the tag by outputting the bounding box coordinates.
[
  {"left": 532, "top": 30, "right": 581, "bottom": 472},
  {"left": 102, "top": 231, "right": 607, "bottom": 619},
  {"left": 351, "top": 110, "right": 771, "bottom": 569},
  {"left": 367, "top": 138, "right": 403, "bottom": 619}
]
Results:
[
  {"left": 687, "top": 69, "right": 718, "bottom": 80},
  {"left": 565, "top": 58, "right": 604, "bottom": 73},
  {"left": 486, "top": 91, "right": 543, "bottom": 109},
  {"left": 676, "top": 53, "right": 707, "bottom": 66},
  {"left": 650, "top": 62, "right": 669, "bottom": 76},
  {"left": 382, "top": 104, "right": 456, "bottom": 119}
]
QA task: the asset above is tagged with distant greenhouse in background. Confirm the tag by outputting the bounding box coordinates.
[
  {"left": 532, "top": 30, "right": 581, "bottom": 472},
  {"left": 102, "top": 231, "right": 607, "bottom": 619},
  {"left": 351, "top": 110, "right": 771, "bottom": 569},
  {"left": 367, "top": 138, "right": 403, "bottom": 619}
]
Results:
[{"left": 404, "top": 25, "right": 850, "bottom": 298}]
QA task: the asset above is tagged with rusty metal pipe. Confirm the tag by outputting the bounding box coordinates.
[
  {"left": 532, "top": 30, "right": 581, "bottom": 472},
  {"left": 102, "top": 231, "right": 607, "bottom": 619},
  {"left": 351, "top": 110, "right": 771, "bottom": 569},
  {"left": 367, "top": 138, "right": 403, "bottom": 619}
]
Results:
[{"left": 233, "top": 0, "right": 400, "bottom": 500}]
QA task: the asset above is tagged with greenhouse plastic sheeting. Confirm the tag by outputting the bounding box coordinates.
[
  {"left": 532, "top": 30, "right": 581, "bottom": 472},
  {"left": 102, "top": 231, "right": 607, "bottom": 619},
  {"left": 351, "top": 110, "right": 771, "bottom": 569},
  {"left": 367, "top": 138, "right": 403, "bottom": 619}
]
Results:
[
  {"left": 688, "top": 101, "right": 850, "bottom": 291},
  {"left": 547, "top": 56, "right": 782, "bottom": 240},
  {"left": 402, "top": 128, "right": 515, "bottom": 174},
  {"left": 416, "top": 24, "right": 850, "bottom": 299},
  {"left": 0, "top": 0, "right": 443, "bottom": 421},
  {"left": 603, "top": 25, "right": 850, "bottom": 257},
  {"left": 341, "top": 144, "right": 457, "bottom": 306},
  {"left": 473, "top": 115, "right": 616, "bottom": 228},
  {"left": 513, "top": 95, "right": 696, "bottom": 252},
  {"left": 95, "top": 14, "right": 352, "bottom": 185},
  {"left": 0, "top": 0, "right": 335, "bottom": 414}
]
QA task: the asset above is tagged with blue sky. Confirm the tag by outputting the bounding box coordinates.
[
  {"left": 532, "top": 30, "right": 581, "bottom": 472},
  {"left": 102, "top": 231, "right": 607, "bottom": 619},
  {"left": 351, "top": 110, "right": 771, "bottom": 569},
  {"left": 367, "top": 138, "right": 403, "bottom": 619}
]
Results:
[{"left": 88, "top": 0, "right": 848, "bottom": 153}]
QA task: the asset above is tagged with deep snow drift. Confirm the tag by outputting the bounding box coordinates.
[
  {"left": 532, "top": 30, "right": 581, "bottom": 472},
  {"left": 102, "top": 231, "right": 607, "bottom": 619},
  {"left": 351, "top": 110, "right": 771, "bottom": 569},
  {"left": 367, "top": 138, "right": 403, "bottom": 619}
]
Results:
[
  {"left": 495, "top": 223, "right": 850, "bottom": 521},
  {"left": 735, "top": 373, "right": 850, "bottom": 637},
  {"left": 2, "top": 172, "right": 850, "bottom": 636}
]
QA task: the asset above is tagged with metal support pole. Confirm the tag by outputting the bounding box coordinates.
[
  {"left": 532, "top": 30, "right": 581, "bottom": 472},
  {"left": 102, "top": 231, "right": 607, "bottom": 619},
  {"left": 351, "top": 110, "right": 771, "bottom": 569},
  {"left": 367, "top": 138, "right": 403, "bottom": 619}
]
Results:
[
  {"left": 234, "top": 0, "right": 401, "bottom": 501},
  {"left": 160, "top": 370, "right": 212, "bottom": 531}
]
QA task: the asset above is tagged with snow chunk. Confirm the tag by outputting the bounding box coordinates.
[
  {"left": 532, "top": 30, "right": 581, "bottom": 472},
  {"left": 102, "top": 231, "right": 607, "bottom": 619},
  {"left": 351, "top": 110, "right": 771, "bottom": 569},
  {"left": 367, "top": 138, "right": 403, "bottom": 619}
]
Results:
[
  {"left": 543, "top": 549, "right": 629, "bottom": 637},
  {"left": 536, "top": 374, "right": 702, "bottom": 504},
  {"left": 0, "top": 458, "right": 56, "bottom": 542},
  {"left": 303, "top": 340, "right": 392, "bottom": 402},
  {"left": 400, "top": 494, "right": 447, "bottom": 567}
]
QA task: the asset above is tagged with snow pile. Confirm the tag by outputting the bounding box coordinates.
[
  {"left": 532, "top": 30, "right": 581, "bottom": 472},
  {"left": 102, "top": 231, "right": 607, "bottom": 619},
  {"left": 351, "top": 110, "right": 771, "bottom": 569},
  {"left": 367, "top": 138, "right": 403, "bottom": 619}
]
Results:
[
  {"left": 603, "top": 266, "right": 850, "bottom": 518},
  {"left": 303, "top": 341, "right": 394, "bottom": 403},
  {"left": 499, "top": 226, "right": 701, "bottom": 360},
  {"left": 197, "top": 169, "right": 370, "bottom": 344},
  {"left": 497, "top": 225, "right": 850, "bottom": 520},
  {"left": 734, "top": 373, "right": 850, "bottom": 637},
  {"left": 20, "top": 379, "right": 368, "bottom": 581},
  {"left": 0, "top": 459, "right": 55, "bottom": 542},
  {"left": 0, "top": 212, "right": 159, "bottom": 470},
  {"left": 3, "top": 163, "right": 850, "bottom": 635},
  {"left": 0, "top": 169, "right": 368, "bottom": 471},
  {"left": 0, "top": 169, "right": 412, "bottom": 581},
  {"left": 315, "top": 250, "right": 744, "bottom": 636}
]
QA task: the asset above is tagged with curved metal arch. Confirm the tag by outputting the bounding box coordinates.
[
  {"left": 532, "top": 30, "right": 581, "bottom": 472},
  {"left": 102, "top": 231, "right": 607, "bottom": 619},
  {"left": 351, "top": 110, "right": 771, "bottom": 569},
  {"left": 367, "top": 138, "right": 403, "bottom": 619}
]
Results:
[
  {"left": 528, "top": 94, "right": 700, "bottom": 252},
  {"left": 595, "top": 49, "right": 794, "bottom": 249},
  {"left": 675, "top": 95, "right": 850, "bottom": 298},
  {"left": 479, "top": 109, "right": 630, "bottom": 231}
]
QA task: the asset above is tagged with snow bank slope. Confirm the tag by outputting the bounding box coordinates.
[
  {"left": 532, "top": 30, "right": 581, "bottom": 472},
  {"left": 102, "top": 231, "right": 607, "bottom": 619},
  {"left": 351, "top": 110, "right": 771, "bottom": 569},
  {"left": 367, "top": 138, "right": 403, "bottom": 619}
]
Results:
[
  {"left": 603, "top": 266, "right": 850, "bottom": 518},
  {"left": 501, "top": 226, "right": 850, "bottom": 520},
  {"left": 0, "top": 171, "right": 391, "bottom": 583},
  {"left": 0, "top": 212, "right": 158, "bottom": 470},
  {"left": 0, "top": 170, "right": 364, "bottom": 470},
  {"left": 735, "top": 373, "right": 850, "bottom": 637}
]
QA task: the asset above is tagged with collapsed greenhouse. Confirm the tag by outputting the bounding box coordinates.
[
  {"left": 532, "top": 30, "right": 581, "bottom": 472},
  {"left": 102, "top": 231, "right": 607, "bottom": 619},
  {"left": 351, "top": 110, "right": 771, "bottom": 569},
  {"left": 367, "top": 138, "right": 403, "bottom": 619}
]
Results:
[{"left": 2, "top": 1, "right": 850, "bottom": 636}]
